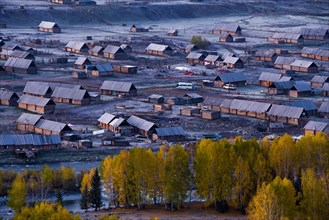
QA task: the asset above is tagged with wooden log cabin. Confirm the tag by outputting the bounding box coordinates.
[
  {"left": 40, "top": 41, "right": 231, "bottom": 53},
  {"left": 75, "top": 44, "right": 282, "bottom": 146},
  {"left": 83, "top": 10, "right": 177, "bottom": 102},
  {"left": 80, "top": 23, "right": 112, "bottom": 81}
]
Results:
[
  {"left": 274, "top": 56, "right": 296, "bottom": 69},
  {"left": 98, "top": 113, "right": 116, "bottom": 129},
  {"left": 112, "top": 65, "right": 137, "bottom": 74},
  {"left": 300, "top": 27, "right": 329, "bottom": 40},
  {"left": 0, "top": 89, "right": 19, "bottom": 106},
  {"left": 323, "top": 83, "right": 329, "bottom": 96},
  {"left": 100, "top": 81, "right": 137, "bottom": 97},
  {"left": 0, "top": 50, "right": 35, "bottom": 60},
  {"left": 38, "top": 21, "right": 61, "bottom": 33},
  {"left": 146, "top": 43, "right": 173, "bottom": 56},
  {"left": 4, "top": 57, "right": 37, "bottom": 74},
  {"left": 203, "top": 55, "right": 222, "bottom": 67},
  {"left": 201, "top": 110, "right": 220, "bottom": 120},
  {"left": 35, "top": 119, "right": 72, "bottom": 135},
  {"left": 304, "top": 121, "right": 329, "bottom": 136},
  {"left": 268, "top": 33, "right": 304, "bottom": 44},
  {"left": 18, "top": 95, "right": 56, "bottom": 114},
  {"left": 311, "top": 76, "right": 329, "bottom": 88},
  {"left": 212, "top": 24, "right": 241, "bottom": 36},
  {"left": 214, "top": 72, "right": 246, "bottom": 87},
  {"left": 227, "top": 99, "right": 271, "bottom": 120},
  {"left": 65, "top": 41, "right": 89, "bottom": 54},
  {"left": 74, "top": 57, "right": 91, "bottom": 69},
  {"left": 290, "top": 60, "right": 318, "bottom": 73},
  {"left": 16, "top": 113, "right": 43, "bottom": 133},
  {"left": 288, "top": 100, "right": 317, "bottom": 117},
  {"left": 152, "top": 127, "right": 186, "bottom": 141},
  {"left": 130, "top": 24, "right": 149, "bottom": 32},
  {"left": 89, "top": 46, "right": 104, "bottom": 57},
  {"left": 186, "top": 52, "right": 206, "bottom": 65},
  {"left": 51, "top": 87, "right": 91, "bottom": 105},
  {"left": 255, "top": 50, "right": 277, "bottom": 62},
  {"left": 267, "top": 104, "right": 304, "bottom": 126},
  {"left": 222, "top": 57, "right": 244, "bottom": 68},
  {"left": 109, "top": 118, "right": 134, "bottom": 135},
  {"left": 127, "top": 115, "right": 157, "bottom": 137},
  {"left": 258, "top": 72, "right": 291, "bottom": 87},
  {"left": 268, "top": 81, "right": 294, "bottom": 95},
  {"left": 103, "top": 45, "right": 126, "bottom": 60},
  {"left": 218, "top": 33, "right": 233, "bottom": 42},
  {"left": 319, "top": 102, "right": 329, "bottom": 117},
  {"left": 23, "top": 81, "right": 53, "bottom": 98},
  {"left": 301, "top": 47, "right": 329, "bottom": 61},
  {"left": 289, "top": 81, "right": 312, "bottom": 97},
  {"left": 91, "top": 64, "right": 113, "bottom": 77}
]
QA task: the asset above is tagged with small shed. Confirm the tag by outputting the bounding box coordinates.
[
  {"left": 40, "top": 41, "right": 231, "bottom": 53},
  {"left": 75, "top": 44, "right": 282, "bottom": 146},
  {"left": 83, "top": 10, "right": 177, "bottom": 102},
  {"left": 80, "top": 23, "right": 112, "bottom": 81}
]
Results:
[
  {"left": 23, "top": 81, "right": 52, "bottom": 98},
  {"left": 290, "top": 60, "right": 318, "bottom": 73},
  {"left": 112, "top": 65, "right": 137, "bottom": 74},
  {"left": 267, "top": 104, "right": 304, "bottom": 125},
  {"left": 4, "top": 57, "right": 37, "bottom": 74},
  {"left": 201, "top": 110, "right": 220, "bottom": 120},
  {"left": 319, "top": 102, "right": 329, "bottom": 117},
  {"left": 74, "top": 57, "right": 91, "bottom": 69},
  {"left": 103, "top": 45, "right": 126, "bottom": 60},
  {"left": 167, "top": 30, "right": 178, "bottom": 36},
  {"left": 51, "top": 87, "right": 90, "bottom": 105},
  {"left": 18, "top": 94, "right": 56, "bottom": 114},
  {"left": 16, "top": 113, "right": 43, "bottom": 132},
  {"left": 148, "top": 94, "right": 164, "bottom": 104},
  {"left": 186, "top": 52, "right": 206, "bottom": 65},
  {"left": 289, "top": 81, "right": 312, "bottom": 97},
  {"left": 180, "top": 107, "right": 201, "bottom": 117},
  {"left": 311, "top": 76, "right": 329, "bottom": 88},
  {"left": 255, "top": 50, "right": 277, "bottom": 62},
  {"left": 127, "top": 115, "right": 156, "bottom": 137},
  {"left": 91, "top": 63, "right": 113, "bottom": 77},
  {"left": 183, "top": 93, "right": 203, "bottom": 104},
  {"left": 0, "top": 89, "right": 19, "bottom": 106},
  {"left": 98, "top": 113, "right": 116, "bottom": 129},
  {"left": 222, "top": 57, "right": 244, "bottom": 68},
  {"left": 185, "top": 44, "right": 199, "bottom": 54},
  {"left": 212, "top": 24, "right": 241, "bottom": 36},
  {"left": 100, "top": 81, "right": 137, "bottom": 97},
  {"left": 130, "top": 25, "right": 149, "bottom": 32},
  {"left": 146, "top": 43, "right": 173, "bottom": 56},
  {"left": 218, "top": 33, "right": 233, "bottom": 42},
  {"left": 288, "top": 100, "right": 317, "bottom": 117},
  {"left": 214, "top": 72, "right": 246, "bottom": 87},
  {"left": 323, "top": 83, "right": 329, "bottom": 96},
  {"left": 65, "top": 41, "right": 89, "bottom": 54},
  {"left": 304, "top": 121, "right": 329, "bottom": 135},
  {"left": 38, "top": 21, "right": 61, "bottom": 33},
  {"left": 89, "top": 46, "right": 104, "bottom": 57},
  {"left": 35, "top": 119, "right": 72, "bottom": 135},
  {"left": 153, "top": 127, "right": 186, "bottom": 141}
]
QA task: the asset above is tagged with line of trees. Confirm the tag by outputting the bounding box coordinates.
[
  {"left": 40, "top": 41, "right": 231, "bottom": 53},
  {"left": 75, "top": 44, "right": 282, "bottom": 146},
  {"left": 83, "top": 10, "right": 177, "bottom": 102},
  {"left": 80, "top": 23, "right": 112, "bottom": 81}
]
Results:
[{"left": 97, "top": 133, "right": 329, "bottom": 218}]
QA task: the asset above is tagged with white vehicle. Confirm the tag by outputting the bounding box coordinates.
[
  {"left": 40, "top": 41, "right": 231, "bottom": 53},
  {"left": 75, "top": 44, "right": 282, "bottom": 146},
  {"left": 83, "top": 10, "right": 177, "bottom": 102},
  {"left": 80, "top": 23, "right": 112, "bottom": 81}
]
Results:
[
  {"left": 176, "top": 82, "right": 197, "bottom": 90},
  {"left": 223, "top": 84, "right": 236, "bottom": 90}
]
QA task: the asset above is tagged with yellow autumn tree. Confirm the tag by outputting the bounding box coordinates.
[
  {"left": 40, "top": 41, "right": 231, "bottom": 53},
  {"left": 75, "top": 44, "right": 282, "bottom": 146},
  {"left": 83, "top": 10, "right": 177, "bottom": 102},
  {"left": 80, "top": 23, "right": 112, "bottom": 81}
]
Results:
[{"left": 7, "top": 173, "right": 26, "bottom": 213}]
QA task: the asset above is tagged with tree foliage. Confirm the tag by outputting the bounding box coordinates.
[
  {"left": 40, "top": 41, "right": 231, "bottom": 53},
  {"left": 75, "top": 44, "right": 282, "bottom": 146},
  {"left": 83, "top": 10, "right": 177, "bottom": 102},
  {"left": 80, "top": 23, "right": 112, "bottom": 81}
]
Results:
[
  {"left": 90, "top": 168, "right": 104, "bottom": 211},
  {"left": 190, "top": 35, "right": 210, "bottom": 49},
  {"left": 7, "top": 173, "right": 26, "bottom": 213}
]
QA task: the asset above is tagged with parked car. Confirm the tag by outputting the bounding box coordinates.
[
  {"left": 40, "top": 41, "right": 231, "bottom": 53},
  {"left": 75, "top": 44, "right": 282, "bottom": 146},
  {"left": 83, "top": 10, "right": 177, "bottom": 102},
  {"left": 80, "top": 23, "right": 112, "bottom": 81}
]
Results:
[{"left": 223, "top": 84, "right": 236, "bottom": 90}]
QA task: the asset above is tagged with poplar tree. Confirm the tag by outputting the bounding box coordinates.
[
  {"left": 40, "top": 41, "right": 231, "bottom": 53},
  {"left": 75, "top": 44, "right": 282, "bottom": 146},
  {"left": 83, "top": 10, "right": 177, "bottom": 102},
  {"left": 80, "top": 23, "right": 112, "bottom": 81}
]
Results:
[{"left": 7, "top": 173, "right": 26, "bottom": 213}]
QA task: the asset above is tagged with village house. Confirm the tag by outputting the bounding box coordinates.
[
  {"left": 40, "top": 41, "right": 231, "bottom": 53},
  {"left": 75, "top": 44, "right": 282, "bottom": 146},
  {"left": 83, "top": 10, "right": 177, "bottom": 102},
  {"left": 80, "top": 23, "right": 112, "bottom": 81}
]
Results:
[
  {"left": 201, "top": 97, "right": 225, "bottom": 111},
  {"left": 255, "top": 50, "right": 277, "bottom": 62},
  {"left": 120, "top": 44, "right": 132, "bottom": 53},
  {"left": 4, "top": 57, "right": 37, "bottom": 74},
  {"left": 51, "top": 0, "right": 71, "bottom": 4},
  {"left": 201, "top": 110, "right": 220, "bottom": 120},
  {"left": 91, "top": 63, "right": 113, "bottom": 77},
  {"left": 203, "top": 54, "right": 222, "bottom": 67},
  {"left": 258, "top": 72, "right": 291, "bottom": 87},
  {"left": 98, "top": 113, "right": 116, "bottom": 130},
  {"left": 214, "top": 72, "right": 246, "bottom": 87},
  {"left": 287, "top": 100, "right": 317, "bottom": 117},
  {"left": 167, "top": 30, "right": 179, "bottom": 36},
  {"left": 38, "top": 21, "right": 61, "bottom": 33},
  {"left": 23, "top": 81, "right": 52, "bottom": 98},
  {"left": 268, "top": 33, "right": 304, "bottom": 44},
  {"left": 267, "top": 104, "right": 304, "bottom": 125},
  {"left": 290, "top": 60, "right": 318, "bottom": 73},
  {"left": 0, "top": 89, "right": 19, "bottom": 106},
  {"left": 35, "top": 119, "right": 72, "bottom": 135},
  {"left": 109, "top": 117, "right": 134, "bottom": 135},
  {"left": 304, "top": 121, "right": 329, "bottom": 135},
  {"left": 300, "top": 27, "right": 329, "bottom": 40},
  {"left": 0, "top": 50, "right": 35, "bottom": 60},
  {"left": 65, "top": 41, "right": 89, "bottom": 54},
  {"left": 186, "top": 52, "right": 206, "bottom": 65},
  {"left": 268, "top": 81, "right": 294, "bottom": 95},
  {"left": 212, "top": 24, "right": 241, "bottom": 36},
  {"left": 227, "top": 99, "right": 271, "bottom": 120},
  {"left": 274, "top": 56, "right": 296, "bottom": 69},
  {"left": 1, "top": 44, "right": 23, "bottom": 53},
  {"left": 323, "top": 83, "right": 329, "bottom": 96},
  {"left": 18, "top": 94, "right": 56, "bottom": 114},
  {"left": 311, "top": 76, "right": 329, "bottom": 88},
  {"left": 183, "top": 93, "right": 204, "bottom": 105},
  {"left": 289, "top": 81, "right": 312, "bottom": 97},
  {"left": 148, "top": 94, "right": 165, "bottom": 104},
  {"left": 16, "top": 113, "right": 43, "bottom": 133},
  {"left": 112, "top": 65, "right": 137, "bottom": 74},
  {"left": 100, "top": 81, "right": 137, "bottom": 97},
  {"left": 51, "top": 87, "right": 90, "bottom": 105},
  {"left": 89, "top": 46, "right": 104, "bottom": 57},
  {"left": 103, "top": 45, "right": 126, "bottom": 60},
  {"left": 185, "top": 44, "right": 199, "bottom": 54},
  {"left": 153, "top": 127, "right": 186, "bottom": 141},
  {"left": 72, "top": 71, "right": 87, "bottom": 79},
  {"left": 130, "top": 24, "right": 149, "bottom": 32},
  {"left": 218, "top": 33, "right": 233, "bottom": 42},
  {"left": 318, "top": 102, "right": 329, "bottom": 117},
  {"left": 74, "top": 57, "right": 91, "bottom": 69},
  {"left": 127, "top": 115, "right": 157, "bottom": 137},
  {"left": 146, "top": 43, "right": 173, "bottom": 56},
  {"left": 301, "top": 47, "right": 329, "bottom": 61},
  {"left": 0, "top": 134, "right": 61, "bottom": 152},
  {"left": 222, "top": 56, "right": 244, "bottom": 68}
]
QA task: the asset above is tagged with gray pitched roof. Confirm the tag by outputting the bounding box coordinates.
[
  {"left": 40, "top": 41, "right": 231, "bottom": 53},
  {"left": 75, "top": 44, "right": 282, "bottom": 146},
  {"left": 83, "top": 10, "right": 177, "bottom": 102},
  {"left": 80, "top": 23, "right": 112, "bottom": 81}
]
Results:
[
  {"left": 146, "top": 43, "right": 171, "bottom": 52},
  {"left": 38, "top": 21, "right": 59, "bottom": 29},
  {"left": 16, "top": 113, "right": 42, "bottom": 125},
  {"left": 149, "top": 94, "right": 163, "bottom": 99},
  {"left": 74, "top": 57, "right": 91, "bottom": 65},
  {"left": 204, "top": 54, "right": 222, "bottom": 62},
  {"left": 203, "top": 97, "right": 225, "bottom": 106},
  {"left": 1, "top": 44, "right": 22, "bottom": 51},
  {"left": 127, "top": 115, "right": 155, "bottom": 131},
  {"left": 213, "top": 23, "right": 241, "bottom": 32},
  {"left": 290, "top": 60, "right": 317, "bottom": 68},
  {"left": 98, "top": 113, "right": 116, "bottom": 124},
  {"left": 100, "top": 81, "right": 135, "bottom": 92},
  {"left": 288, "top": 100, "right": 317, "bottom": 111},
  {"left": 218, "top": 33, "right": 232, "bottom": 38},
  {"left": 271, "top": 33, "right": 303, "bottom": 40},
  {"left": 109, "top": 117, "right": 126, "bottom": 128},
  {"left": 103, "top": 45, "right": 124, "bottom": 54},
  {"left": 23, "top": 81, "right": 51, "bottom": 96},
  {"left": 274, "top": 56, "right": 296, "bottom": 65},
  {"left": 25, "top": 81, "right": 82, "bottom": 91},
  {"left": 4, "top": 57, "right": 36, "bottom": 69},
  {"left": 215, "top": 72, "right": 246, "bottom": 83},
  {"left": 185, "top": 44, "right": 198, "bottom": 50},
  {"left": 304, "top": 121, "right": 328, "bottom": 131},
  {"left": 258, "top": 72, "right": 282, "bottom": 82},
  {"left": 223, "top": 56, "right": 241, "bottom": 64},
  {"left": 255, "top": 50, "right": 275, "bottom": 57},
  {"left": 267, "top": 104, "right": 304, "bottom": 118},
  {"left": 90, "top": 46, "right": 104, "bottom": 53},
  {"left": 311, "top": 76, "right": 329, "bottom": 83},
  {"left": 184, "top": 93, "right": 203, "bottom": 99},
  {"left": 186, "top": 52, "right": 204, "bottom": 59},
  {"left": 300, "top": 27, "right": 328, "bottom": 37},
  {"left": 65, "top": 41, "right": 88, "bottom": 50},
  {"left": 319, "top": 102, "right": 329, "bottom": 113},
  {"left": 301, "top": 47, "right": 329, "bottom": 57},
  {"left": 155, "top": 127, "right": 185, "bottom": 137},
  {"left": 51, "top": 87, "right": 89, "bottom": 100},
  {"left": 0, "top": 50, "right": 34, "bottom": 59},
  {"left": 220, "top": 99, "right": 234, "bottom": 108},
  {"left": 35, "top": 119, "right": 71, "bottom": 132},
  {"left": 0, "top": 89, "right": 18, "bottom": 100},
  {"left": 0, "top": 134, "right": 61, "bottom": 146},
  {"left": 229, "top": 99, "right": 271, "bottom": 113},
  {"left": 323, "top": 83, "right": 329, "bottom": 91},
  {"left": 18, "top": 94, "right": 55, "bottom": 106}
]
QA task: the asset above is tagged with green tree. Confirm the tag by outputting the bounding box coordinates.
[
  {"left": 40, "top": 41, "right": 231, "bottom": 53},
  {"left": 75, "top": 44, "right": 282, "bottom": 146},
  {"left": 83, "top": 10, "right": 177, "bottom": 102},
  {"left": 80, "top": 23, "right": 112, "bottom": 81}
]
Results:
[
  {"left": 90, "top": 168, "right": 103, "bottom": 211},
  {"left": 190, "top": 35, "right": 210, "bottom": 49},
  {"left": 7, "top": 173, "right": 26, "bottom": 213},
  {"left": 56, "top": 189, "right": 64, "bottom": 206},
  {"left": 80, "top": 183, "right": 90, "bottom": 212}
]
